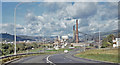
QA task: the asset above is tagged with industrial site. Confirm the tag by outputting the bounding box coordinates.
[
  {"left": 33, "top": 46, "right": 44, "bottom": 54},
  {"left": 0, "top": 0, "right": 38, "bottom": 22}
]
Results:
[{"left": 0, "top": 1, "right": 120, "bottom": 65}]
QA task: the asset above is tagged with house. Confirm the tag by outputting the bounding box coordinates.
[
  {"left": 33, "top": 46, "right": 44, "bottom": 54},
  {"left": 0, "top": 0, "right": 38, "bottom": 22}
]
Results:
[{"left": 113, "top": 38, "right": 120, "bottom": 48}]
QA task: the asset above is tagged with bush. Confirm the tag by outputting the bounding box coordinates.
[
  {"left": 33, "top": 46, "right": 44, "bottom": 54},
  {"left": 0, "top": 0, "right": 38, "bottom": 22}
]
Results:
[
  {"left": 101, "top": 34, "right": 114, "bottom": 48},
  {"left": 1, "top": 43, "right": 41, "bottom": 55}
]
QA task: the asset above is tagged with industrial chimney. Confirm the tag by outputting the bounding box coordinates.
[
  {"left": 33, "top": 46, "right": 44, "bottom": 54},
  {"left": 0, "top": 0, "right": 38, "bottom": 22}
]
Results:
[
  {"left": 76, "top": 20, "right": 79, "bottom": 43},
  {"left": 73, "top": 25, "right": 75, "bottom": 42}
]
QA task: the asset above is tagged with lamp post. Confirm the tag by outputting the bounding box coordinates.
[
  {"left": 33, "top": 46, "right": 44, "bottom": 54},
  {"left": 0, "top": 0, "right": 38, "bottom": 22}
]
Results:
[
  {"left": 14, "top": 2, "right": 24, "bottom": 55},
  {"left": 97, "top": 24, "right": 102, "bottom": 49},
  {"left": 14, "top": 1, "right": 37, "bottom": 55}
]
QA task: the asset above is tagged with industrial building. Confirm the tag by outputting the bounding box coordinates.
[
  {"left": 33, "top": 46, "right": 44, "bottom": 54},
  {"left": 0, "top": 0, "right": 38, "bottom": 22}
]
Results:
[{"left": 53, "top": 36, "right": 69, "bottom": 50}]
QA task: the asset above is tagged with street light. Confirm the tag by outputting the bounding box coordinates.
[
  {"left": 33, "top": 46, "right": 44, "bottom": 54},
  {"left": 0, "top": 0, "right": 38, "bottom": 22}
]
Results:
[
  {"left": 14, "top": 1, "right": 37, "bottom": 55},
  {"left": 14, "top": 2, "right": 24, "bottom": 55},
  {"left": 90, "top": 27, "right": 101, "bottom": 49}
]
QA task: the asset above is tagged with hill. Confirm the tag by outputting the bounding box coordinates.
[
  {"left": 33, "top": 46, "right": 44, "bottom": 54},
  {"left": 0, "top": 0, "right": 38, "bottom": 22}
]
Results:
[
  {"left": 0, "top": 29, "right": 119, "bottom": 42},
  {"left": 0, "top": 33, "right": 36, "bottom": 41}
]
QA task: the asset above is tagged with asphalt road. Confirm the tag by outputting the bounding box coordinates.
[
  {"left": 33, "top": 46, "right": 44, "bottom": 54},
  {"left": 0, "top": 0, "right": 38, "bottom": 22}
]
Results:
[
  {"left": 8, "top": 55, "right": 48, "bottom": 65},
  {"left": 7, "top": 48, "right": 116, "bottom": 65},
  {"left": 48, "top": 49, "right": 102, "bottom": 63}
]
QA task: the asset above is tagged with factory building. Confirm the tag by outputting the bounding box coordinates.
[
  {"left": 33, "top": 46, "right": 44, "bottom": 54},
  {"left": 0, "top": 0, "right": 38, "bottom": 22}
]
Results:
[{"left": 53, "top": 36, "right": 69, "bottom": 50}]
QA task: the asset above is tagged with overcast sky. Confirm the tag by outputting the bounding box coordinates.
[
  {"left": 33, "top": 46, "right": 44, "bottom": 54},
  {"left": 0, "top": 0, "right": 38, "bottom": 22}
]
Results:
[{"left": 1, "top": 2, "right": 118, "bottom": 36}]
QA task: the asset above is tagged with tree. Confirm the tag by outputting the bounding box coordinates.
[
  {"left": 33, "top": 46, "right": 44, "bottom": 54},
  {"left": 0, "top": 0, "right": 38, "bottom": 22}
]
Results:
[
  {"left": 118, "top": 33, "right": 120, "bottom": 38},
  {"left": 8, "top": 44, "right": 14, "bottom": 54},
  {"left": 17, "top": 43, "right": 26, "bottom": 51},
  {"left": 107, "top": 34, "right": 114, "bottom": 43},
  {"left": 0, "top": 48, "right": 2, "bottom": 56},
  {"left": 32, "top": 43, "right": 38, "bottom": 48},
  {"left": 101, "top": 34, "right": 114, "bottom": 48}
]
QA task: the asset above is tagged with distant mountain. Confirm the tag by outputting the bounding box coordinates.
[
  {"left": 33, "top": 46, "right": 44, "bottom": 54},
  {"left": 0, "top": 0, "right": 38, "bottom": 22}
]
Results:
[
  {"left": 1, "top": 33, "right": 36, "bottom": 41},
  {"left": 0, "top": 33, "right": 57, "bottom": 42},
  {"left": 1, "top": 29, "right": 119, "bottom": 42},
  {"left": 77, "top": 29, "right": 120, "bottom": 41},
  {"left": 93, "top": 29, "right": 120, "bottom": 37}
]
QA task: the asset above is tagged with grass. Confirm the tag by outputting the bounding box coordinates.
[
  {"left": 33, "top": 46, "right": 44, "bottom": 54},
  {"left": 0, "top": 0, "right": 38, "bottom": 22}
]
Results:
[
  {"left": 0, "top": 59, "right": 2, "bottom": 64},
  {"left": 17, "top": 47, "right": 43, "bottom": 53},
  {"left": 75, "top": 48, "right": 119, "bottom": 63},
  {"left": 46, "top": 48, "right": 74, "bottom": 52},
  {"left": 29, "top": 47, "right": 43, "bottom": 52}
]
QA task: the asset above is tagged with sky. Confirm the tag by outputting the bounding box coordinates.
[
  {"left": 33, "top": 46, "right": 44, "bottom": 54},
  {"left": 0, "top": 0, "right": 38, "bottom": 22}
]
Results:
[
  {"left": 1, "top": 1, "right": 118, "bottom": 36},
  {"left": 2, "top": 0, "right": 120, "bottom": 2}
]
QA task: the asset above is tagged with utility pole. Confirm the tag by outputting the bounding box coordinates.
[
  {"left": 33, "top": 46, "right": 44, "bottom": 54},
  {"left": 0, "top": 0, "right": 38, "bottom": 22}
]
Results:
[
  {"left": 43, "top": 38, "right": 45, "bottom": 53},
  {"left": 98, "top": 25, "right": 101, "bottom": 49},
  {"left": 99, "top": 30, "right": 100, "bottom": 49},
  {"left": 84, "top": 34, "right": 87, "bottom": 51},
  {"left": 84, "top": 44, "right": 85, "bottom": 52}
]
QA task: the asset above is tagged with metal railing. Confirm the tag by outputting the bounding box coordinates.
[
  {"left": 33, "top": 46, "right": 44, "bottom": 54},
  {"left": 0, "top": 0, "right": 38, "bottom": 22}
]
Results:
[{"left": 0, "top": 52, "right": 44, "bottom": 59}]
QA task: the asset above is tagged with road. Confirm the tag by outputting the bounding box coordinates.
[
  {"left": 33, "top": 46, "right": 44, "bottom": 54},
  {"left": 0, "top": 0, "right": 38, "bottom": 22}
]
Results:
[
  {"left": 10, "top": 55, "right": 47, "bottom": 63},
  {"left": 7, "top": 48, "right": 116, "bottom": 65},
  {"left": 48, "top": 48, "right": 103, "bottom": 63}
]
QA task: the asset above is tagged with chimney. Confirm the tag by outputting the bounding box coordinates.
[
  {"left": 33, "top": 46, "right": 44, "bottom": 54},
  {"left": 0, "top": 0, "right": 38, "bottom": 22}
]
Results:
[
  {"left": 73, "top": 25, "right": 75, "bottom": 42},
  {"left": 76, "top": 19, "right": 79, "bottom": 43}
]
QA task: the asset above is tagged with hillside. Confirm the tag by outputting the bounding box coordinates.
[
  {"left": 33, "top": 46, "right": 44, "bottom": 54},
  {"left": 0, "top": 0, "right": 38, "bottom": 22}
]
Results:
[
  {"left": 1, "top": 33, "right": 36, "bottom": 41},
  {"left": 0, "top": 29, "right": 119, "bottom": 42},
  {"left": 93, "top": 29, "right": 119, "bottom": 37}
]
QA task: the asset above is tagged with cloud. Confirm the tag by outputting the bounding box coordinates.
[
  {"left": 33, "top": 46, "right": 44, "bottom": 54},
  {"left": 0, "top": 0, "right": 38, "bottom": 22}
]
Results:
[
  {"left": 66, "top": 2, "right": 97, "bottom": 19},
  {"left": 1, "top": 23, "right": 27, "bottom": 35},
  {"left": 2, "top": 2, "right": 118, "bottom": 36},
  {"left": 3, "top": 0, "right": 119, "bottom": 2},
  {"left": 3, "top": 0, "right": 42, "bottom": 2},
  {"left": 43, "top": 0, "right": 119, "bottom": 2}
]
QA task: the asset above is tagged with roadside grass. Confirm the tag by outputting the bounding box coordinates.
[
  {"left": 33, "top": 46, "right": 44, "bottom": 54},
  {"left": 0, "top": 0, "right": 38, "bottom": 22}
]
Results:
[
  {"left": 75, "top": 48, "right": 119, "bottom": 63},
  {"left": 29, "top": 47, "right": 43, "bottom": 52},
  {"left": 0, "top": 59, "right": 2, "bottom": 64},
  {"left": 17, "top": 47, "right": 43, "bottom": 53},
  {"left": 46, "top": 49, "right": 57, "bottom": 51},
  {"left": 46, "top": 48, "right": 74, "bottom": 52},
  {"left": 58, "top": 48, "right": 73, "bottom": 51}
]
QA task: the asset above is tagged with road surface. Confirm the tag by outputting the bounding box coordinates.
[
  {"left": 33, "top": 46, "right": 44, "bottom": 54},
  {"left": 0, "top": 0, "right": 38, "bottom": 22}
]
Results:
[
  {"left": 7, "top": 48, "right": 116, "bottom": 65},
  {"left": 48, "top": 48, "right": 103, "bottom": 63}
]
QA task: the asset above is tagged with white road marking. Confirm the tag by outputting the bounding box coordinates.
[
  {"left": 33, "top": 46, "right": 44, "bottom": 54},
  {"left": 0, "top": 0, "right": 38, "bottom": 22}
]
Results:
[
  {"left": 46, "top": 55, "right": 52, "bottom": 63},
  {"left": 46, "top": 55, "right": 56, "bottom": 65}
]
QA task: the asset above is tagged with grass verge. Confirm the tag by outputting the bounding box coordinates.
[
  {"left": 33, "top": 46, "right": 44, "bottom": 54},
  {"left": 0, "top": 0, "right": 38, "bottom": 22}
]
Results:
[
  {"left": 17, "top": 47, "right": 43, "bottom": 53},
  {"left": 75, "top": 48, "right": 119, "bottom": 63},
  {"left": 46, "top": 48, "right": 74, "bottom": 52}
]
